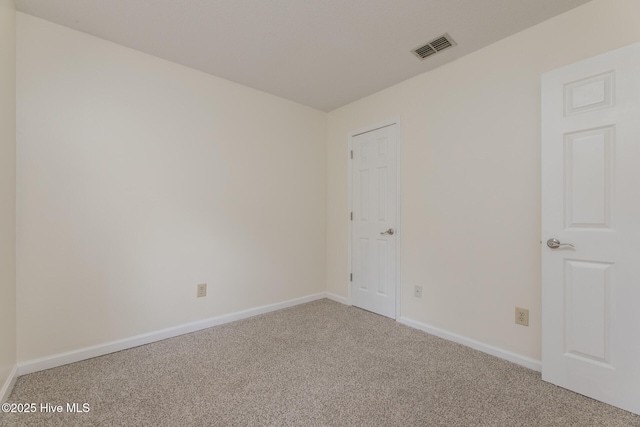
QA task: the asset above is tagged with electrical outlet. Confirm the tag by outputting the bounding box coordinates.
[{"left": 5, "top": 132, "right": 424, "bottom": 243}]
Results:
[
  {"left": 515, "top": 307, "right": 529, "bottom": 326},
  {"left": 414, "top": 285, "right": 422, "bottom": 298},
  {"left": 197, "top": 283, "right": 207, "bottom": 298}
]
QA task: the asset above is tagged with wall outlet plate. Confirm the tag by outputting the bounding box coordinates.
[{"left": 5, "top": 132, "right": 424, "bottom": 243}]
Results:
[
  {"left": 197, "top": 283, "right": 207, "bottom": 298},
  {"left": 414, "top": 285, "right": 422, "bottom": 298},
  {"left": 515, "top": 307, "right": 529, "bottom": 326}
]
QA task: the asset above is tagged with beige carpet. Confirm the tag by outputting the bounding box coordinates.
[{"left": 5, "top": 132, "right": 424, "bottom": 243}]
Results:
[{"left": 2, "top": 299, "right": 639, "bottom": 426}]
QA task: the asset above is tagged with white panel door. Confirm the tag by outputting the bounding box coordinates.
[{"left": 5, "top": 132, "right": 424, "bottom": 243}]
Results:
[
  {"left": 351, "top": 124, "right": 398, "bottom": 318},
  {"left": 541, "top": 42, "right": 640, "bottom": 415}
]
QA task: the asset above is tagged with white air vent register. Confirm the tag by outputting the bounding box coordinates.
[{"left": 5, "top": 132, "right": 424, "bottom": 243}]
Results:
[{"left": 411, "top": 33, "right": 457, "bottom": 60}]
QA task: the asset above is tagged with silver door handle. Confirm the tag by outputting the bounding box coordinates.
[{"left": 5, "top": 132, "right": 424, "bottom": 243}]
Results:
[
  {"left": 380, "top": 228, "right": 395, "bottom": 235},
  {"left": 547, "top": 238, "right": 574, "bottom": 249}
]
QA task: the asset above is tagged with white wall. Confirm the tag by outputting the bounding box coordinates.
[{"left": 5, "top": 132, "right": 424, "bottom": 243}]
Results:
[
  {"left": 326, "top": 0, "right": 640, "bottom": 361},
  {"left": 16, "top": 13, "right": 327, "bottom": 362},
  {"left": 0, "top": 0, "right": 16, "bottom": 400}
]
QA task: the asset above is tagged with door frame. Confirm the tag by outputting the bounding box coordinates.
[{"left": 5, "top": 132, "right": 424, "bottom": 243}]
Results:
[{"left": 347, "top": 118, "right": 402, "bottom": 319}]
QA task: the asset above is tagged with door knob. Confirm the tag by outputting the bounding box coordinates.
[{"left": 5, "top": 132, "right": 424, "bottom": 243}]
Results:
[
  {"left": 380, "top": 228, "right": 395, "bottom": 235},
  {"left": 547, "top": 238, "right": 574, "bottom": 249}
]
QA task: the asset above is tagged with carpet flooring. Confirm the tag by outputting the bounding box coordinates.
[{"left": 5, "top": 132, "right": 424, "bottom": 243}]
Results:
[{"left": 2, "top": 299, "right": 639, "bottom": 426}]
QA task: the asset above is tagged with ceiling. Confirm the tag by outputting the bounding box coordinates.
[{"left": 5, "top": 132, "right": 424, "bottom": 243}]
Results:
[{"left": 14, "top": 0, "right": 590, "bottom": 111}]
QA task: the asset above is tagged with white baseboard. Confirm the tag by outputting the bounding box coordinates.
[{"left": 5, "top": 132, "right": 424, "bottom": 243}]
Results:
[
  {"left": 325, "top": 292, "right": 349, "bottom": 305},
  {"left": 1, "top": 365, "right": 18, "bottom": 403},
  {"left": 15, "top": 294, "right": 539, "bottom": 379},
  {"left": 18, "top": 292, "right": 327, "bottom": 376},
  {"left": 398, "top": 316, "right": 542, "bottom": 372}
]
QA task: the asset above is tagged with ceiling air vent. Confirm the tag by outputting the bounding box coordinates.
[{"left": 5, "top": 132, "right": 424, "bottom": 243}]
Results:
[{"left": 411, "top": 33, "right": 457, "bottom": 60}]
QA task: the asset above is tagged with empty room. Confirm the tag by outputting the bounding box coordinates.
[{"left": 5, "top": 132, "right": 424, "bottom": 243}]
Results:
[{"left": 1, "top": 0, "right": 640, "bottom": 425}]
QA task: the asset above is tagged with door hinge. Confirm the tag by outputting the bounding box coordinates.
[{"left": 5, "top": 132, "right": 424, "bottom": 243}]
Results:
[
  {"left": 350, "top": 273, "right": 353, "bottom": 282},
  {"left": 350, "top": 211, "right": 353, "bottom": 221},
  {"left": 350, "top": 150, "right": 353, "bottom": 159}
]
